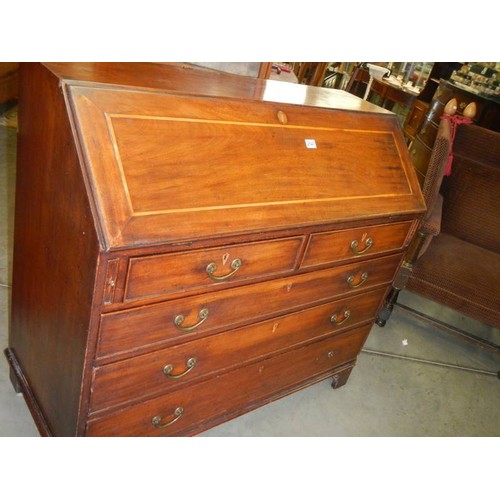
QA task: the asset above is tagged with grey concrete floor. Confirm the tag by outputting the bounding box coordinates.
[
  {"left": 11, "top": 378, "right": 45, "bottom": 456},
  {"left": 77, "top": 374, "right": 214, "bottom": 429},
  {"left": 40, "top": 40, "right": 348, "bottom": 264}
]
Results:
[{"left": 1, "top": 106, "right": 499, "bottom": 437}]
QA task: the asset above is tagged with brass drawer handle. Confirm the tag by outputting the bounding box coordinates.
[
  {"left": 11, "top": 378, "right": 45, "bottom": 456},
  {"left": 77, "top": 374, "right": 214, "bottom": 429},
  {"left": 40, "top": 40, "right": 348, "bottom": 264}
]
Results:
[
  {"left": 350, "top": 237, "right": 373, "bottom": 255},
  {"left": 174, "top": 308, "right": 209, "bottom": 332},
  {"left": 347, "top": 272, "right": 368, "bottom": 289},
  {"left": 163, "top": 357, "right": 197, "bottom": 379},
  {"left": 330, "top": 309, "right": 351, "bottom": 326},
  {"left": 328, "top": 351, "right": 336, "bottom": 358},
  {"left": 206, "top": 258, "right": 242, "bottom": 282},
  {"left": 151, "top": 407, "right": 184, "bottom": 429}
]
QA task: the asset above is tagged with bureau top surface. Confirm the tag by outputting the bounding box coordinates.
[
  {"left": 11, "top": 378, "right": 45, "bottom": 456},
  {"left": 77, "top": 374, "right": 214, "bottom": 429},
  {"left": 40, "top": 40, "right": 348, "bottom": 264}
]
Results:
[
  {"left": 44, "top": 62, "right": 392, "bottom": 114},
  {"left": 46, "top": 63, "right": 425, "bottom": 250}
]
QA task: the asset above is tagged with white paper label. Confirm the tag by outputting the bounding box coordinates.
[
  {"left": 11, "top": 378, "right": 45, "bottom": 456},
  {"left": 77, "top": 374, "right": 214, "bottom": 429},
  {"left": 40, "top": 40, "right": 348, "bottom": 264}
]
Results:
[{"left": 305, "top": 139, "right": 317, "bottom": 149}]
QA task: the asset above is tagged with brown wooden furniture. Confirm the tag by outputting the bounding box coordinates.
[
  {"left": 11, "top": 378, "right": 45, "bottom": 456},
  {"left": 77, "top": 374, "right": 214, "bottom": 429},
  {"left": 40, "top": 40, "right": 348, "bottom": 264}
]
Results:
[
  {"left": 0, "top": 63, "right": 19, "bottom": 110},
  {"left": 345, "top": 66, "right": 370, "bottom": 97},
  {"left": 402, "top": 63, "right": 461, "bottom": 145},
  {"left": 369, "top": 78, "right": 419, "bottom": 125},
  {"left": 296, "top": 62, "right": 329, "bottom": 86},
  {"left": 403, "top": 99, "right": 429, "bottom": 144},
  {"left": 346, "top": 68, "right": 418, "bottom": 124},
  {"left": 370, "top": 78, "right": 418, "bottom": 109},
  {"left": 378, "top": 101, "right": 500, "bottom": 351},
  {"left": 258, "top": 62, "right": 273, "bottom": 79},
  {"left": 408, "top": 123, "right": 500, "bottom": 336},
  {"left": 5, "top": 62, "right": 425, "bottom": 436},
  {"left": 409, "top": 78, "right": 500, "bottom": 186}
]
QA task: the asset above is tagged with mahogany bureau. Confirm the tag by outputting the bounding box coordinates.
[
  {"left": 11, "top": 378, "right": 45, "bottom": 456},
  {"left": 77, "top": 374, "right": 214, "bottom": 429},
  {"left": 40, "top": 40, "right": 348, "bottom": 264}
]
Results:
[{"left": 5, "top": 62, "right": 425, "bottom": 436}]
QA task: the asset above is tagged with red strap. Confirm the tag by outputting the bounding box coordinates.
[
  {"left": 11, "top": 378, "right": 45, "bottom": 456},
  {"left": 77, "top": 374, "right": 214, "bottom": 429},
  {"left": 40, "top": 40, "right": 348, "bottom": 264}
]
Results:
[{"left": 440, "top": 114, "right": 473, "bottom": 176}]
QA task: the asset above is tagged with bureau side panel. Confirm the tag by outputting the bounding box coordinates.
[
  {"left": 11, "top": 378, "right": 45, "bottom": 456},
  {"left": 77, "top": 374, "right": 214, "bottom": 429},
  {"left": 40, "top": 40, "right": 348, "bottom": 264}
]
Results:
[{"left": 8, "top": 63, "right": 100, "bottom": 436}]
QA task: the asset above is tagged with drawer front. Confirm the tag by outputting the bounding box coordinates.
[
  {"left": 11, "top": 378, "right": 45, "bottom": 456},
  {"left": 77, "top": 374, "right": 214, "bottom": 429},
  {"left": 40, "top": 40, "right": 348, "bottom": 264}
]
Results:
[
  {"left": 87, "top": 325, "right": 370, "bottom": 436},
  {"left": 301, "top": 221, "right": 413, "bottom": 269},
  {"left": 96, "top": 254, "right": 401, "bottom": 360},
  {"left": 403, "top": 101, "right": 428, "bottom": 139},
  {"left": 409, "top": 136, "right": 432, "bottom": 187},
  {"left": 124, "top": 236, "right": 304, "bottom": 302},
  {"left": 90, "top": 288, "right": 385, "bottom": 412},
  {"left": 417, "top": 120, "right": 439, "bottom": 149}
]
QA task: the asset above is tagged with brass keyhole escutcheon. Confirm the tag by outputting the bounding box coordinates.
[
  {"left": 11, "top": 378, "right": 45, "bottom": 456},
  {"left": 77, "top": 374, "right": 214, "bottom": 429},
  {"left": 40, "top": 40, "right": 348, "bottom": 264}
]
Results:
[{"left": 277, "top": 110, "right": 288, "bottom": 125}]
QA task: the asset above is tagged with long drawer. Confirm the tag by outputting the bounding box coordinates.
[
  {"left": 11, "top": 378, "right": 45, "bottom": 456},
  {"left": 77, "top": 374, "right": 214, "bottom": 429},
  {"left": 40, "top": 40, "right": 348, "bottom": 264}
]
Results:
[
  {"left": 124, "top": 236, "right": 304, "bottom": 303},
  {"left": 86, "top": 324, "right": 371, "bottom": 436},
  {"left": 97, "top": 254, "right": 401, "bottom": 360},
  {"left": 90, "top": 288, "right": 385, "bottom": 413}
]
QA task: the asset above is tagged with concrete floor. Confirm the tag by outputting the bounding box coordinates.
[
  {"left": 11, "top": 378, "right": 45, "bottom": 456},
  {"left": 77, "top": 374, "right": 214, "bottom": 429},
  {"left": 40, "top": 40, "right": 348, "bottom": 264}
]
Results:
[{"left": 1, "top": 106, "right": 499, "bottom": 437}]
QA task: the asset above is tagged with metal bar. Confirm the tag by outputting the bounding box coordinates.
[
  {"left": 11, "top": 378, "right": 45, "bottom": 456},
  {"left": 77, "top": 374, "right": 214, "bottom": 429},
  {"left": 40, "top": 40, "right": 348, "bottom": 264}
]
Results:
[
  {"left": 394, "top": 302, "right": 500, "bottom": 354},
  {"left": 361, "top": 348, "right": 499, "bottom": 377}
]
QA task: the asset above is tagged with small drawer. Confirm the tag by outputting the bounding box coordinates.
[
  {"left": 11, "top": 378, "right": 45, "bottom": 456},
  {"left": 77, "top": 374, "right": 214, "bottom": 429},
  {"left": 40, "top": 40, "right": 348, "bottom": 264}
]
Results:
[
  {"left": 96, "top": 254, "right": 401, "bottom": 361},
  {"left": 418, "top": 121, "right": 439, "bottom": 149},
  {"left": 86, "top": 324, "right": 370, "bottom": 436},
  {"left": 301, "top": 221, "right": 413, "bottom": 269},
  {"left": 90, "top": 288, "right": 386, "bottom": 412},
  {"left": 124, "top": 236, "right": 304, "bottom": 302}
]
